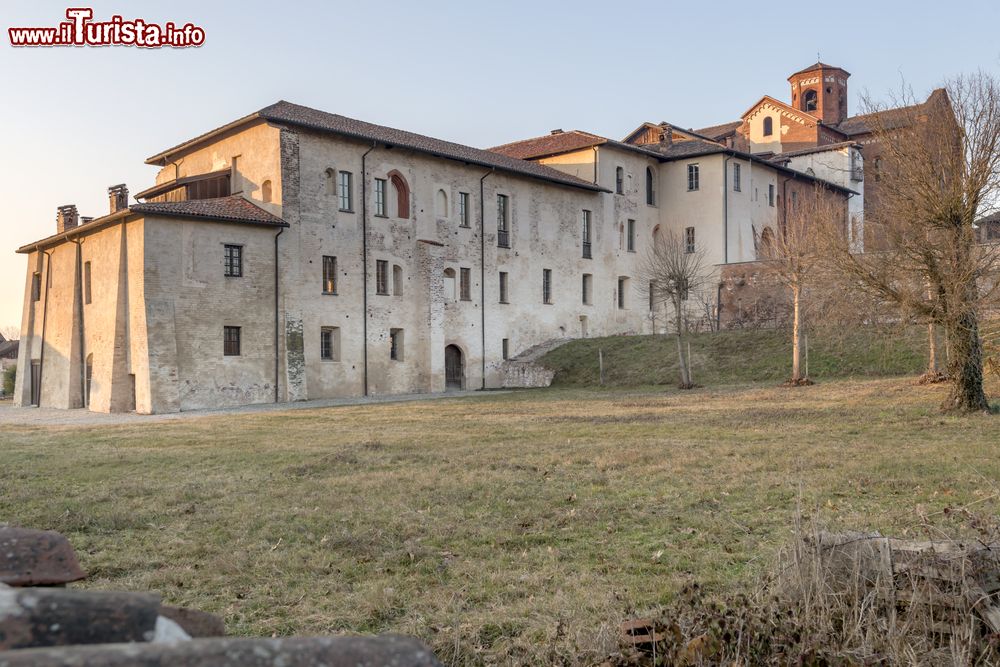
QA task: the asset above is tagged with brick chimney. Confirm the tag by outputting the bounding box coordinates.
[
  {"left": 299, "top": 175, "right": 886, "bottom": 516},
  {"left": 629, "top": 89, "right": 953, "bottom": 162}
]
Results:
[
  {"left": 658, "top": 123, "right": 673, "bottom": 148},
  {"left": 108, "top": 184, "right": 129, "bottom": 213},
  {"left": 56, "top": 205, "right": 79, "bottom": 233}
]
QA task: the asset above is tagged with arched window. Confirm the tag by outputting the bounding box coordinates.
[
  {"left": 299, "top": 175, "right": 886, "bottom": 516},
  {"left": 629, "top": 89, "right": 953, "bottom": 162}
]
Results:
[
  {"left": 645, "top": 167, "right": 655, "bottom": 206},
  {"left": 325, "top": 168, "right": 336, "bottom": 195},
  {"left": 261, "top": 180, "right": 272, "bottom": 203},
  {"left": 388, "top": 171, "right": 410, "bottom": 218},
  {"left": 392, "top": 264, "right": 403, "bottom": 296},
  {"left": 443, "top": 268, "right": 456, "bottom": 301},
  {"left": 803, "top": 90, "right": 818, "bottom": 113},
  {"left": 763, "top": 116, "right": 773, "bottom": 137},
  {"left": 435, "top": 189, "right": 448, "bottom": 219},
  {"left": 615, "top": 166, "right": 624, "bottom": 195}
]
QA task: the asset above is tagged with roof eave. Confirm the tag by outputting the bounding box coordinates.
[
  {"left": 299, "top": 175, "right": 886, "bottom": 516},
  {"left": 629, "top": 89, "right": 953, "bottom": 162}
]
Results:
[
  {"left": 263, "top": 113, "right": 609, "bottom": 193},
  {"left": 144, "top": 112, "right": 263, "bottom": 165}
]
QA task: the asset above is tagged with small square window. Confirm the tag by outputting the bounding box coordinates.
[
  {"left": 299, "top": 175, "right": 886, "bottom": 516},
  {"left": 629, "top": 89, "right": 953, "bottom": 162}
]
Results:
[
  {"left": 224, "top": 326, "right": 241, "bottom": 356},
  {"left": 321, "top": 327, "right": 340, "bottom": 361}
]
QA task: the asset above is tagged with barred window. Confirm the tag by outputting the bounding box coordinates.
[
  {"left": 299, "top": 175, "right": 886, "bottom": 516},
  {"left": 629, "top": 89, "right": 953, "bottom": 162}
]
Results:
[
  {"left": 322, "top": 255, "right": 337, "bottom": 294},
  {"left": 617, "top": 276, "right": 628, "bottom": 309},
  {"left": 224, "top": 244, "right": 242, "bottom": 277},
  {"left": 223, "top": 326, "right": 241, "bottom": 356},
  {"left": 376, "top": 260, "right": 389, "bottom": 295},
  {"left": 582, "top": 210, "right": 592, "bottom": 259},
  {"left": 733, "top": 163, "right": 741, "bottom": 192},
  {"left": 542, "top": 268, "right": 552, "bottom": 304},
  {"left": 627, "top": 219, "right": 636, "bottom": 252},
  {"left": 497, "top": 194, "right": 510, "bottom": 247},
  {"left": 460, "top": 267, "right": 471, "bottom": 301},
  {"left": 321, "top": 327, "right": 340, "bottom": 361}
]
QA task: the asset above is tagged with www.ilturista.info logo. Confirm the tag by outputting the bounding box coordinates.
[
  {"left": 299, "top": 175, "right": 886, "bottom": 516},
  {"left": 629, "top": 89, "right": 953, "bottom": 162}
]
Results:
[{"left": 8, "top": 8, "right": 205, "bottom": 48}]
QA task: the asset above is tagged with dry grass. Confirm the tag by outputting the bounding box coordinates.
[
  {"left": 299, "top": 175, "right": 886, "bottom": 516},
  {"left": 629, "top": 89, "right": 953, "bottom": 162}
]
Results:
[{"left": 2, "top": 377, "right": 999, "bottom": 664}]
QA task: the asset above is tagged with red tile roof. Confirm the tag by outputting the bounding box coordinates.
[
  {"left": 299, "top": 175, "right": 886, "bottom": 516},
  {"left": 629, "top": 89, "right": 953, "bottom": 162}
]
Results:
[
  {"left": 489, "top": 131, "right": 606, "bottom": 160},
  {"left": 691, "top": 121, "right": 742, "bottom": 140},
  {"left": 131, "top": 196, "right": 286, "bottom": 227}
]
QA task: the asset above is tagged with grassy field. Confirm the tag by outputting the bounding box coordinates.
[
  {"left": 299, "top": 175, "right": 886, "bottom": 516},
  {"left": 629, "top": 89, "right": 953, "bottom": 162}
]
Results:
[
  {"left": 541, "top": 327, "right": 929, "bottom": 387},
  {"left": 3, "top": 374, "right": 999, "bottom": 664}
]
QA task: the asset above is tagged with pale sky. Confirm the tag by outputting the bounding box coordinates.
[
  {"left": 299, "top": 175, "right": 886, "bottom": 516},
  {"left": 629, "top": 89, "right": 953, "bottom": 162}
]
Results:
[{"left": 2, "top": 0, "right": 999, "bottom": 330}]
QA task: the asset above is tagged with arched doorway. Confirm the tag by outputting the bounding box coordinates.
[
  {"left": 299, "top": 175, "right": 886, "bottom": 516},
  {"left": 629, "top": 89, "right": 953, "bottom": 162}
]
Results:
[{"left": 445, "top": 345, "right": 464, "bottom": 390}]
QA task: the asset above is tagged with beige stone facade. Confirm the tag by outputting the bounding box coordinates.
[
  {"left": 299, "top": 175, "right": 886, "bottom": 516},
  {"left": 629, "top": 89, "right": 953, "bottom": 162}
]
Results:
[{"left": 15, "top": 92, "right": 857, "bottom": 413}]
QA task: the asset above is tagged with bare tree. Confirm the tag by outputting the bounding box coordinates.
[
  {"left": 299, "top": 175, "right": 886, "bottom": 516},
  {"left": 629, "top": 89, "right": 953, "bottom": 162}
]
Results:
[
  {"left": 823, "top": 73, "right": 1000, "bottom": 412},
  {"left": 759, "top": 184, "right": 846, "bottom": 384},
  {"left": 0, "top": 324, "right": 20, "bottom": 341},
  {"left": 639, "top": 230, "right": 709, "bottom": 389}
]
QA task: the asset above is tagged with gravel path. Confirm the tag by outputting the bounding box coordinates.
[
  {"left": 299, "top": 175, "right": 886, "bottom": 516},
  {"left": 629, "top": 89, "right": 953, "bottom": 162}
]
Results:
[{"left": 0, "top": 390, "right": 499, "bottom": 427}]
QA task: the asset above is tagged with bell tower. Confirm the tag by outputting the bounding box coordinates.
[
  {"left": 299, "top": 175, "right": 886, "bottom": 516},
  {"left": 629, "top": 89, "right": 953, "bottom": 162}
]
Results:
[{"left": 788, "top": 62, "right": 850, "bottom": 125}]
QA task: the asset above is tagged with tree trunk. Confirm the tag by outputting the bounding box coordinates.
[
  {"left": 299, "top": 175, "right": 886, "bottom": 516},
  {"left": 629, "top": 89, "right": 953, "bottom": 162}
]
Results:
[
  {"left": 927, "top": 322, "right": 938, "bottom": 373},
  {"left": 944, "top": 310, "right": 990, "bottom": 412},
  {"left": 791, "top": 284, "right": 802, "bottom": 381},
  {"left": 674, "top": 295, "right": 690, "bottom": 388}
]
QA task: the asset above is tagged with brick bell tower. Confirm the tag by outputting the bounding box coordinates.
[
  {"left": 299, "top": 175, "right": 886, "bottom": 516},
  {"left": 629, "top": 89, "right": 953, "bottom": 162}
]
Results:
[{"left": 788, "top": 62, "right": 850, "bottom": 125}]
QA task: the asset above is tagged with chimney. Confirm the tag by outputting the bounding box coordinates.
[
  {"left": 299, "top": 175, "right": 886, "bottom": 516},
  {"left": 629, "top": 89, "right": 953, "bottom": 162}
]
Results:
[
  {"left": 550, "top": 129, "right": 564, "bottom": 135},
  {"left": 658, "top": 123, "right": 673, "bottom": 148},
  {"left": 56, "top": 204, "right": 79, "bottom": 233},
  {"left": 108, "top": 184, "right": 129, "bottom": 213}
]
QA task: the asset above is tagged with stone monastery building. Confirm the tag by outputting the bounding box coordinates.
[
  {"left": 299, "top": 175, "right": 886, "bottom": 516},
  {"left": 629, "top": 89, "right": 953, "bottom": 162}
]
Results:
[{"left": 13, "top": 62, "right": 939, "bottom": 413}]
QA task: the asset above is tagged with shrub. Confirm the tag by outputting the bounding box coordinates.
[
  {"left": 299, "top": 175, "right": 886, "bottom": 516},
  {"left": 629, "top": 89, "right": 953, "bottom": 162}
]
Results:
[{"left": 2, "top": 365, "right": 14, "bottom": 397}]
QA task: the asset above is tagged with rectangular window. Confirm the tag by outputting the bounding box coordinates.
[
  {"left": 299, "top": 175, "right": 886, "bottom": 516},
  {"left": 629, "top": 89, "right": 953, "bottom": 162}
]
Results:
[
  {"left": 83, "top": 261, "right": 92, "bottom": 305},
  {"left": 338, "top": 171, "right": 353, "bottom": 211},
  {"left": 390, "top": 328, "right": 404, "bottom": 361},
  {"left": 31, "top": 272, "right": 41, "bottom": 302},
  {"left": 627, "top": 219, "right": 636, "bottom": 252},
  {"left": 459, "top": 192, "right": 470, "bottom": 227},
  {"left": 376, "top": 260, "right": 388, "bottom": 295},
  {"left": 320, "top": 327, "right": 341, "bottom": 361},
  {"left": 374, "top": 178, "right": 387, "bottom": 217},
  {"left": 502, "top": 338, "right": 510, "bottom": 360},
  {"left": 223, "top": 326, "right": 241, "bottom": 356},
  {"left": 733, "top": 163, "right": 741, "bottom": 192},
  {"left": 617, "top": 277, "right": 627, "bottom": 309},
  {"left": 460, "top": 267, "right": 471, "bottom": 301},
  {"left": 224, "top": 244, "right": 243, "bottom": 277},
  {"left": 499, "top": 271, "right": 509, "bottom": 304},
  {"left": 582, "top": 210, "right": 592, "bottom": 259},
  {"left": 322, "top": 255, "right": 337, "bottom": 294},
  {"left": 685, "top": 227, "right": 696, "bottom": 254},
  {"left": 582, "top": 273, "right": 592, "bottom": 305},
  {"left": 542, "top": 268, "right": 552, "bottom": 304},
  {"left": 687, "top": 164, "right": 700, "bottom": 191},
  {"left": 497, "top": 194, "right": 510, "bottom": 247},
  {"left": 649, "top": 280, "right": 655, "bottom": 311},
  {"left": 768, "top": 184, "right": 775, "bottom": 207}
]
